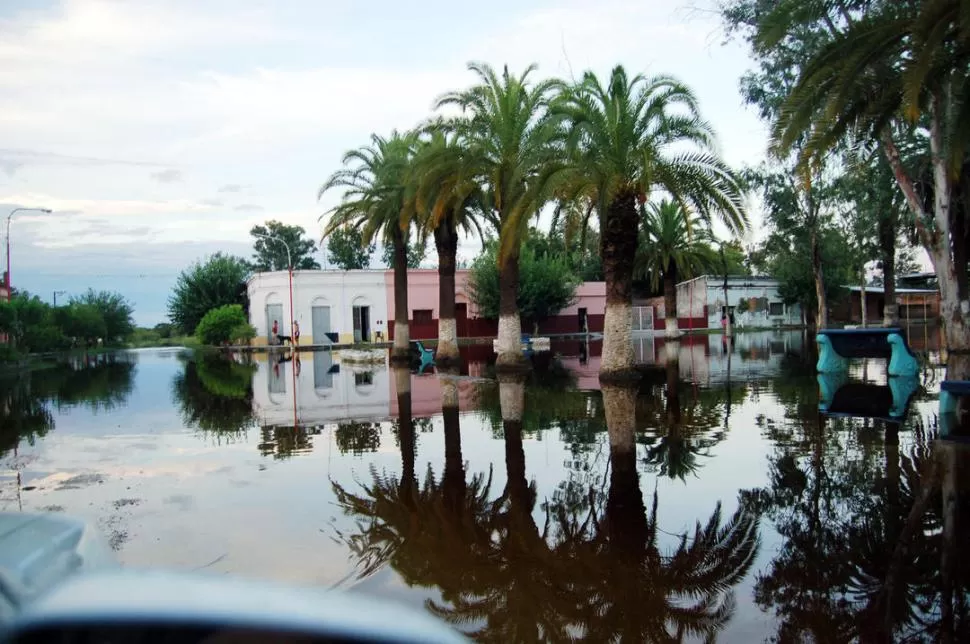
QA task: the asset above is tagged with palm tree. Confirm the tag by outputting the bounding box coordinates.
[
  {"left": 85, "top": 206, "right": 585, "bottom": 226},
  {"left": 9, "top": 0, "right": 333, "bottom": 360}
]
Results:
[
  {"left": 433, "top": 62, "right": 562, "bottom": 370},
  {"left": 761, "top": 0, "right": 970, "bottom": 362},
  {"left": 636, "top": 199, "right": 718, "bottom": 338},
  {"left": 555, "top": 66, "right": 746, "bottom": 379},
  {"left": 410, "top": 128, "right": 486, "bottom": 366},
  {"left": 319, "top": 131, "right": 418, "bottom": 362}
]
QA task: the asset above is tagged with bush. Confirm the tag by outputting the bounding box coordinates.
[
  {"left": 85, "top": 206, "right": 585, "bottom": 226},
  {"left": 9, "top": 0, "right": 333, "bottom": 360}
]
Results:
[
  {"left": 169, "top": 253, "right": 251, "bottom": 335},
  {"left": 195, "top": 305, "right": 248, "bottom": 346},
  {"left": 229, "top": 323, "right": 257, "bottom": 345}
]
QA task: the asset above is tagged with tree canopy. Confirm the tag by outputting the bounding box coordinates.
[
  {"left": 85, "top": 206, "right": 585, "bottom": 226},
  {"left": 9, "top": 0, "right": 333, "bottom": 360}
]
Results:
[
  {"left": 250, "top": 220, "right": 320, "bottom": 271},
  {"left": 325, "top": 225, "right": 375, "bottom": 270},
  {"left": 168, "top": 253, "right": 250, "bottom": 335}
]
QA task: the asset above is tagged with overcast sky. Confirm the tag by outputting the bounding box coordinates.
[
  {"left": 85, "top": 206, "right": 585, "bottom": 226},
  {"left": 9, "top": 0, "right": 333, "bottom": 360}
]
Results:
[{"left": 0, "top": 0, "right": 768, "bottom": 326}]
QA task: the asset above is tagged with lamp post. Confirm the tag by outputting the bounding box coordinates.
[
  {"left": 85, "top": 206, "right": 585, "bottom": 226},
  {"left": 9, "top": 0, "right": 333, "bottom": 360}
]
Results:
[
  {"left": 253, "top": 232, "right": 294, "bottom": 340},
  {"left": 6, "top": 207, "right": 52, "bottom": 302},
  {"left": 53, "top": 290, "right": 67, "bottom": 307}
]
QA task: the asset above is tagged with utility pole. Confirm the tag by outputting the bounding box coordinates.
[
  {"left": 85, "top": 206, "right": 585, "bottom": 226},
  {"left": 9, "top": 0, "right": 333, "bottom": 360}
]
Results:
[{"left": 53, "top": 290, "right": 67, "bottom": 307}]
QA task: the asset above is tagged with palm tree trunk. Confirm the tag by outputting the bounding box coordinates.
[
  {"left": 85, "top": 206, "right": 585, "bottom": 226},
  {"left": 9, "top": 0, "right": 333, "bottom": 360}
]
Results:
[
  {"left": 601, "top": 192, "right": 638, "bottom": 380},
  {"left": 391, "top": 227, "right": 410, "bottom": 363},
  {"left": 434, "top": 221, "right": 460, "bottom": 366},
  {"left": 878, "top": 214, "right": 899, "bottom": 326},
  {"left": 664, "top": 261, "right": 679, "bottom": 339},
  {"left": 496, "top": 252, "right": 527, "bottom": 370}
]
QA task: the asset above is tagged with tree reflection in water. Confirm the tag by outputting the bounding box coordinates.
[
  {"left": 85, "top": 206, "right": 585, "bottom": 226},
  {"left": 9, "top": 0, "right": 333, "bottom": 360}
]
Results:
[
  {"left": 333, "top": 372, "right": 761, "bottom": 641},
  {"left": 171, "top": 351, "right": 256, "bottom": 439},
  {"left": 750, "top": 357, "right": 970, "bottom": 643},
  {"left": 1, "top": 352, "right": 137, "bottom": 457}
]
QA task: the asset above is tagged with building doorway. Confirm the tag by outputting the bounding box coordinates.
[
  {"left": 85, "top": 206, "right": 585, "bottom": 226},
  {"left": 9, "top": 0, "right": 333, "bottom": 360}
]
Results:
[
  {"left": 578, "top": 308, "right": 588, "bottom": 333},
  {"left": 266, "top": 303, "right": 283, "bottom": 343},
  {"left": 311, "top": 305, "right": 331, "bottom": 345},
  {"left": 353, "top": 305, "right": 371, "bottom": 343}
]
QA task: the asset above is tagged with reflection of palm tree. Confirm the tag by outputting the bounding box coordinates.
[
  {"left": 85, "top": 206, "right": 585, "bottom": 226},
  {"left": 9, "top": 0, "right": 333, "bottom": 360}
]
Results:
[
  {"left": 642, "top": 358, "right": 722, "bottom": 480},
  {"left": 572, "top": 384, "right": 761, "bottom": 642}
]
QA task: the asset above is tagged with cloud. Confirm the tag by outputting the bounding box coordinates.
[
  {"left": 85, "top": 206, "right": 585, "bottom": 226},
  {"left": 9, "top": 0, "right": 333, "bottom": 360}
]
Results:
[
  {"left": 0, "top": 160, "right": 22, "bottom": 177},
  {"left": 150, "top": 168, "right": 182, "bottom": 183},
  {"left": 199, "top": 199, "right": 223, "bottom": 207},
  {"left": 218, "top": 184, "right": 244, "bottom": 193},
  {"left": 234, "top": 204, "right": 263, "bottom": 212}
]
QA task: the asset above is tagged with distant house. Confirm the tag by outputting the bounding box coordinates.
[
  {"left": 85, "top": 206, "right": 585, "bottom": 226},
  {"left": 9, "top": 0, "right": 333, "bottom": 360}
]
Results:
[
  {"left": 635, "top": 275, "right": 802, "bottom": 331},
  {"left": 246, "top": 269, "right": 607, "bottom": 345},
  {"left": 833, "top": 272, "right": 940, "bottom": 324}
]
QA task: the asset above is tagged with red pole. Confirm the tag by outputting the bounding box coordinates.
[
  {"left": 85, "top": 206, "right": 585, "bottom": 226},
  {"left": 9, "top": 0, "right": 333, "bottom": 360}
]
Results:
[
  {"left": 288, "top": 266, "right": 294, "bottom": 339},
  {"left": 5, "top": 224, "right": 10, "bottom": 302}
]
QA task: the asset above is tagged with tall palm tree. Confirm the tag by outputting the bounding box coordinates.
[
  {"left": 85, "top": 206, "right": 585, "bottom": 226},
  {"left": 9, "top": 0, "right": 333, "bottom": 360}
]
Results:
[
  {"left": 555, "top": 66, "right": 746, "bottom": 379},
  {"left": 319, "top": 131, "right": 418, "bottom": 362},
  {"left": 636, "top": 199, "right": 718, "bottom": 338},
  {"left": 410, "top": 128, "right": 486, "bottom": 366},
  {"left": 433, "top": 62, "right": 562, "bottom": 370}
]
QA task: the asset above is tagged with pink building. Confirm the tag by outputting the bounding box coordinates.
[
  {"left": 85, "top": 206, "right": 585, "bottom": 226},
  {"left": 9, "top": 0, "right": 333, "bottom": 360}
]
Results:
[{"left": 385, "top": 269, "right": 606, "bottom": 340}]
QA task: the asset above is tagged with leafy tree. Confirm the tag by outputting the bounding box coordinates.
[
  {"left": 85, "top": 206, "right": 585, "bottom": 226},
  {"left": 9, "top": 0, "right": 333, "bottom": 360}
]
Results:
[
  {"left": 750, "top": 0, "right": 970, "bottom": 356},
  {"left": 554, "top": 66, "right": 746, "bottom": 376},
  {"left": 433, "top": 63, "right": 562, "bottom": 368},
  {"left": 379, "top": 233, "right": 427, "bottom": 269},
  {"left": 172, "top": 353, "right": 255, "bottom": 436},
  {"left": 320, "top": 131, "right": 420, "bottom": 362},
  {"left": 152, "top": 322, "right": 174, "bottom": 339},
  {"left": 0, "top": 293, "right": 67, "bottom": 352},
  {"left": 195, "top": 304, "right": 248, "bottom": 345},
  {"left": 168, "top": 253, "right": 250, "bottom": 335},
  {"left": 55, "top": 303, "right": 106, "bottom": 347},
  {"left": 635, "top": 200, "right": 718, "bottom": 337},
  {"left": 324, "top": 225, "right": 375, "bottom": 270},
  {"left": 69, "top": 289, "right": 134, "bottom": 342},
  {"left": 468, "top": 237, "right": 579, "bottom": 330},
  {"left": 249, "top": 220, "right": 320, "bottom": 271}
]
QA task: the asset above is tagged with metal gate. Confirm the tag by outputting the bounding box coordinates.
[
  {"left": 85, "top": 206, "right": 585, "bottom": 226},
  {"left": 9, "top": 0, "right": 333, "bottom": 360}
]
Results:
[{"left": 311, "top": 305, "right": 331, "bottom": 345}]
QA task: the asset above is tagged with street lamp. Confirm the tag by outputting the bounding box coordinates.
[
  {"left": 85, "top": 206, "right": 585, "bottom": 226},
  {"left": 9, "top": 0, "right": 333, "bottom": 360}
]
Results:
[
  {"left": 253, "top": 232, "right": 295, "bottom": 341},
  {"left": 6, "top": 207, "right": 52, "bottom": 302}
]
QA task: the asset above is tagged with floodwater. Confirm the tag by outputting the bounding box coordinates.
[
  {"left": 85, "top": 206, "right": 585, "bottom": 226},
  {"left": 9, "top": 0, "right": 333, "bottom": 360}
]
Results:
[{"left": 1, "top": 328, "right": 968, "bottom": 642}]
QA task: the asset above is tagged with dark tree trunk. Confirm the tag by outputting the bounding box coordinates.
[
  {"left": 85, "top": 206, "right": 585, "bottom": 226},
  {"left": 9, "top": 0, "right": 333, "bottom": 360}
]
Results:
[
  {"left": 434, "top": 220, "right": 460, "bottom": 366},
  {"left": 442, "top": 402, "right": 465, "bottom": 514},
  {"left": 600, "top": 191, "right": 639, "bottom": 380},
  {"left": 394, "top": 367, "right": 416, "bottom": 507},
  {"left": 811, "top": 226, "right": 828, "bottom": 329},
  {"left": 602, "top": 384, "right": 647, "bottom": 555},
  {"left": 878, "top": 213, "right": 899, "bottom": 326},
  {"left": 664, "top": 260, "right": 680, "bottom": 339},
  {"left": 391, "top": 227, "right": 410, "bottom": 363}
]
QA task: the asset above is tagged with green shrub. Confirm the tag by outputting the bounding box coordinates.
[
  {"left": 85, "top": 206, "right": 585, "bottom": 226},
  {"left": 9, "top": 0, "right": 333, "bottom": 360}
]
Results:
[
  {"left": 229, "top": 323, "right": 257, "bottom": 345},
  {"left": 195, "top": 305, "right": 248, "bottom": 346}
]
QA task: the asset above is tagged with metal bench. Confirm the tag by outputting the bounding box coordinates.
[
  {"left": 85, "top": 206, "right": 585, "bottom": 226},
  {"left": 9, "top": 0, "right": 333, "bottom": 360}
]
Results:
[
  {"left": 412, "top": 341, "right": 435, "bottom": 374},
  {"left": 816, "top": 328, "right": 919, "bottom": 376}
]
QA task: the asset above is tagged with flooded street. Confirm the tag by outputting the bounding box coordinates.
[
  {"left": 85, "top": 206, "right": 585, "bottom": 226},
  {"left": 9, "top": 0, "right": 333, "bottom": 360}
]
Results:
[{"left": 2, "top": 329, "right": 967, "bottom": 641}]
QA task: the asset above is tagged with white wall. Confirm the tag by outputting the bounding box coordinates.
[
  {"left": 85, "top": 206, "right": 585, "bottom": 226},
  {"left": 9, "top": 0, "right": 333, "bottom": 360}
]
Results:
[
  {"left": 247, "top": 270, "right": 389, "bottom": 343},
  {"left": 703, "top": 277, "right": 802, "bottom": 328}
]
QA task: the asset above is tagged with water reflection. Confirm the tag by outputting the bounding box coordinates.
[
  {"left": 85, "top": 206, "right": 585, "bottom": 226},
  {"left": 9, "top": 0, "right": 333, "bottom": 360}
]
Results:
[
  {"left": 3, "top": 331, "right": 970, "bottom": 641},
  {"left": 1, "top": 352, "right": 136, "bottom": 457},
  {"left": 171, "top": 352, "right": 257, "bottom": 438}
]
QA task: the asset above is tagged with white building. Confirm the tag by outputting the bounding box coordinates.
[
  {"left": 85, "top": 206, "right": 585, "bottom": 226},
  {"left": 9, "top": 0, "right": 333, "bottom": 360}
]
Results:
[
  {"left": 247, "top": 270, "right": 389, "bottom": 346},
  {"left": 639, "top": 275, "right": 802, "bottom": 331}
]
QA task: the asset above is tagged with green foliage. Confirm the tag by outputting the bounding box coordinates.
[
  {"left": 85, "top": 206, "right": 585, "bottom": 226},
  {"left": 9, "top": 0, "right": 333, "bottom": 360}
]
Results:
[
  {"left": 168, "top": 253, "right": 250, "bottom": 335},
  {"left": 250, "top": 220, "right": 321, "bottom": 271},
  {"left": 635, "top": 200, "right": 719, "bottom": 291},
  {"left": 0, "top": 290, "right": 132, "bottom": 354},
  {"left": 229, "top": 323, "right": 257, "bottom": 345},
  {"left": 380, "top": 233, "right": 427, "bottom": 269},
  {"left": 172, "top": 353, "right": 255, "bottom": 435},
  {"left": 195, "top": 304, "right": 248, "bottom": 346},
  {"left": 324, "top": 225, "right": 375, "bottom": 270},
  {"left": 69, "top": 289, "right": 134, "bottom": 342},
  {"left": 468, "top": 236, "right": 580, "bottom": 322}
]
